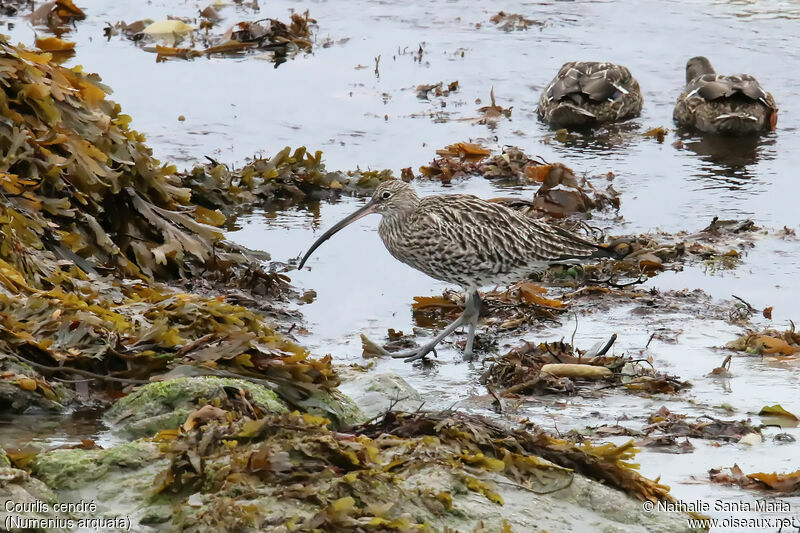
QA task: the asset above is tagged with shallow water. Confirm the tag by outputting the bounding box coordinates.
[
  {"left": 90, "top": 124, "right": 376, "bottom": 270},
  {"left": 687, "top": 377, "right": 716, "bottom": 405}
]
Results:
[
  {"left": 0, "top": 410, "right": 110, "bottom": 449},
  {"left": 3, "top": 0, "right": 800, "bottom": 528}
]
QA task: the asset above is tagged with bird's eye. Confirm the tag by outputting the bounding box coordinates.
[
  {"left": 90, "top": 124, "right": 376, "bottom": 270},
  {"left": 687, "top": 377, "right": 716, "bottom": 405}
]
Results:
[{"left": 381, "top": 191, "right": 391, "bottom": 199}]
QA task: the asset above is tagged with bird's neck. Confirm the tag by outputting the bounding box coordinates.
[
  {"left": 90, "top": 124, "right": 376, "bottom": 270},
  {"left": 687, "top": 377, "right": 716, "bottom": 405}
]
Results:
[
  {"left": 378, "top": 204, "right": 416, "bottom": 239},
  {"left": 381, "top": 206, "right": 413, "bottom": 225},
  {"left": 687, "top": 62, "right": 715, "bottom": 83}
]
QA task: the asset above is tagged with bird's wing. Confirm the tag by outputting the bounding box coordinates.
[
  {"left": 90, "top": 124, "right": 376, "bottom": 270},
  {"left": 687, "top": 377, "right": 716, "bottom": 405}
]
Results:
[
  {"left": 688, "top": 73, "right": 774, "bottom": 108},
  {"left": 407, "top": 195, "right": 600, "bottom": 271},
  {"left": 546, "top": 62, "right": 634, "bottom": 103}
]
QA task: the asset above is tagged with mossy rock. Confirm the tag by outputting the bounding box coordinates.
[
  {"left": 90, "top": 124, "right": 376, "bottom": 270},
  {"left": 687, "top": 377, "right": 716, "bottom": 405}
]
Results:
[
  {"left": 297, "top": 389, "right": 366, "bottom": 427},
  {"left": 30, "top": 441, "right": 171, "bottom": 526},
  {"left": 104, "top": 377, "right": 288, "bottom": 439},
  {"left": 32, "top": 441, "right": 162, "bottom": 491}
]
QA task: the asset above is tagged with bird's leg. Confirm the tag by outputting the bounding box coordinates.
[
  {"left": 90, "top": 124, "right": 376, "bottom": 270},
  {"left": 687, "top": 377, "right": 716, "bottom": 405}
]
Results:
[
  {"left": 388, "top": 289, "right": 482, "bottom": 363},
  {"left": 462, "top": 290, "right": 482, "bottom": 360},
  {"left": 391, "top": 311, "right": 469, "bottom": 362}
]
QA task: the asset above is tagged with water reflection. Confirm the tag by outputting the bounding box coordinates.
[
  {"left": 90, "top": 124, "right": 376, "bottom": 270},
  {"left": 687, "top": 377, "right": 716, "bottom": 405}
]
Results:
[
  {"left": 677, "top": 132, "right": 773, "bottom": 189},
  {"left": 0, "top": 409, "right": 111, "bottom": 449},
  {"left": 225, "top": 199, "right": 327, "bottom": 233},
  {"left": 545, "top": 121, "right": 644, "bottom": 154}
]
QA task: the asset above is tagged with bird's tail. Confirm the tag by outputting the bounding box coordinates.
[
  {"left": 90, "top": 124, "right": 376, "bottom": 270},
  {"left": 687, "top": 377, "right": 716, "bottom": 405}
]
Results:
[
  {"left": 548, "top": 103, "right": 596, "bottom": 127},
  {"left": 589, "top": 241, "right": 616, "bottom": 259},
  {"left": 548, "top": 224, "right": 615, "bottom": 261},
  {"left": 712, "top": 112, "right": 762, "bottom": 134},
  {"left": 713, "top": 112, "right": 758, "bottom": 122}
]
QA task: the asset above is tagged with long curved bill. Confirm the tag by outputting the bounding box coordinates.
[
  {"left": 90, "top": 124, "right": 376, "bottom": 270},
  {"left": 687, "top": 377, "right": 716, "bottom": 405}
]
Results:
[{"left": 298, "top": 201, "right": 377, "bottom": 269}]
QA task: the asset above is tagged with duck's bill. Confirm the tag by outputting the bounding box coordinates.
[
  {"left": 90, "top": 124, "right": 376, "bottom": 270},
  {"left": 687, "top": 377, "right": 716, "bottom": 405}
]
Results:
[{"left": 298, "top": 201, "right": 377, "bottom": 269}]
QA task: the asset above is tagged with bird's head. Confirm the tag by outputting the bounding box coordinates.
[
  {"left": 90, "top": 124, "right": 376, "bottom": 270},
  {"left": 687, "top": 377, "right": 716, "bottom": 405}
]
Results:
[
  {"left": 686, "top": 56, "right": 715, "bottom": 84},
  {"left": 298, "top": 180, "right": 419, "bottom": 269},
  {"left": 369, "top": 180, "right": 420, "bottom": 215}
]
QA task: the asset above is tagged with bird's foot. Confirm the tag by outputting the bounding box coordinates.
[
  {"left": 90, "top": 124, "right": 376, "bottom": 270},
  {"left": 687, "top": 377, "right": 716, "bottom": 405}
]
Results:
[
  {"left": 361, "top": 334, "right": 436, "bottom": 363},
  {"left": 391, "top": 346, "right": 436, "bottom": 363}
]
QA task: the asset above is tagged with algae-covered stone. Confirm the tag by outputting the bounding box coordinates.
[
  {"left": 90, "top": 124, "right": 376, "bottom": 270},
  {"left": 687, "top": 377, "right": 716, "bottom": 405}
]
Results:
[
  {"left": 139, "top": 502, "right": 173, "bottom": 525},
  {"left": 31, "top": 441, "right": 169, "bottom": 528},
  {"left": 298, "top": 389, "right": 366, "bottom": 427},
  {"left": 104, "top": 376, "right": 288, "bottom": 438},
  {"left": 32, "top": 441, "right": 162, "bottom": 491}
]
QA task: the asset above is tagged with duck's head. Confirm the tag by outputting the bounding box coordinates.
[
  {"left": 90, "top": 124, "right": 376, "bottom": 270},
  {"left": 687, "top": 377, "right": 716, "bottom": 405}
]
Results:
[
  {"left": 298, "top": 180, "right": 419, "bottom": 269},
  {"left": 686, "top": 56, "right": 716, "bottom": 83}
]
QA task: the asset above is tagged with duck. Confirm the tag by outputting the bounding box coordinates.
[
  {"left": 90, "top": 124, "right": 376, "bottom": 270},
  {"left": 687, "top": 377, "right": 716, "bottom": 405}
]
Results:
[
  {"left": 673, "top": 56, "right": 777, "bottom": 135},
  {"left": 537, "top": 61, "right": 643, "bottom": 128}
]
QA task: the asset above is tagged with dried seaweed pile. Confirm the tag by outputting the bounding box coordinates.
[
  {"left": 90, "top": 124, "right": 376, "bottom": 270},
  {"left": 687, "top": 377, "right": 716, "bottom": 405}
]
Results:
[
  {"left": 20, "top": 0, "right": 86, "bottom": 35},
  {"left": 183, "top": 147, "right": 394, "bottom": 216},
  {"left": 415, "top": 144, "right": 619, "bottom": 218},
  {"left": 587, "top": 406, "right": 761, "bottom": 454},
  {"left": 0, "top": 276, "right": 338, "bottom": 403},
  {"left": 585, "top": 217, "right": 757, "bottom": 280},
  {"left": 153, "top": 408, "right": 670, "bottom": 531},
  {"left": 361, "top": 411, "right": 672, "bottom": 501},
  {"left": 726, "top": 323, "right": 800, "bottom": 356},
  {"left": 403, "top": 283, "right": 569, "bottom": 334},
  {"left": 0, "top": 38, "right": 336, "bottom": 409},
  {"left": 108, "top": 10, "right": 316, "bottom": 63},
  {"left": 642, "top": 406, "right": 759, "bottom": 443},
  {"left": 488, "top": 12, "right": 545, "bottom": 32},
  {"left": 418, "top": 144, "right": 540, "bottom": 184},
  {"left": 709, "top": 464, "right": 800, "bottom": 493},
  {"left": 480, "top": 338, "right": 689, "bottom": 396}
]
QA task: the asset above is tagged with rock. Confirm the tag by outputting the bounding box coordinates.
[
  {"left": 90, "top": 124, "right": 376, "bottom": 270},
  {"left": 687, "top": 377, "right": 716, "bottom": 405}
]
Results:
[
  {"left": 1, "top": 453, "right": 57, "bottom": 529},
  {"left": 104, "top": 377, "right": 288, "bottom": 438},
  {"left": 296, "top": 389, "right": 366, "bottom": 427},
  {"left": 338, "top": 372, "right": 424, "bottom": 419},
  {"left": 403, "top": 464, "right": 695, "bottom": 533},
  {"left": 30, "top": 441, "right": 169, "bottom": 527},
  {"left": 33, "top": 441, "right": 162, "bottom": 491},
  {"left": 0, "top": 357, "right": 72, "bottom": 412}
]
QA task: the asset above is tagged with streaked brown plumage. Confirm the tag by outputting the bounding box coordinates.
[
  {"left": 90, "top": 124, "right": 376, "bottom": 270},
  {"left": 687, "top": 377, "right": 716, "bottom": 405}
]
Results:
[
  {"left": 537, "top": 61, "right": 643, "bottom": 127},
  {"left": 299, "top": 181, "right": 609, "bottom": 362},
  {"left": 673, "top": 56, "right": 777, "bottom": 135}
]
